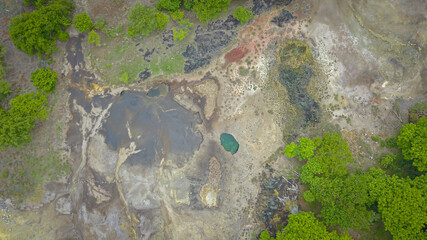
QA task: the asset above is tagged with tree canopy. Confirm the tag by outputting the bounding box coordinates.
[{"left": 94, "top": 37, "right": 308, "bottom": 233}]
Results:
[
  {"left": 371, "top": 174, "right": 427, "bottom": 240},
  {"left": 233, "top": 6, "right": 253, "bottom": 24},
  {"left": 259, "top": 211, "right": 353, "bottom": 240},
  {"left": 0, "top": 44, "right": 10, "bottom": 101},
  {"left": 397, "top": 117, "right": 427, "bottom": 171},
  {"left": 0, "top": 92, "right": 48, "bottom": 149},
  {"left": 23, "top": 0, "right": 50, "bottom": 7},
  {"left": 278, "top": 117, "right": 427, "bottom": 239},
  {"left": 192, "top": 0, "right": 231, "bottom": 23},
  {"left": 9, "top": 0, "right": 73, "bottom": 57},
  {"left": 30, "top": 68, "right": 58, "bottom": 93},
  {"left": 127, "top": 3, "right": 170, "bottom": 37},
  {"left": 72, "top": 12, "right": 94, "bottom": 32},
  {"left": 156, "top": 0, "right": 181, "bottom": 12}
]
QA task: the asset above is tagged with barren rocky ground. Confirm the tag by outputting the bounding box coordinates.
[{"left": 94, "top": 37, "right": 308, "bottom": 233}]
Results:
[{"left": 0, "top": 0, "right": 426, "bottom": 239}]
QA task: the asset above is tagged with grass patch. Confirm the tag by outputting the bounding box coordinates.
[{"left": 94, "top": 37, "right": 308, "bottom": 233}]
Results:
[
  {"left": 0, "top": 151, "right": 71, "bottom": 201},
  {"left": 150, "top": 53, "right": 184, "bottom": 75}
]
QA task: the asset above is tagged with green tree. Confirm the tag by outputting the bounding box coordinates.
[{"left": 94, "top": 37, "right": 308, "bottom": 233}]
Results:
[
  {"left": 30, "top": 68, "right": 58, "bottom": 93},
  {"left": 88, "top": 30, "right": 100, "bottom": 46},
  {"left": 371, "top": 175, "right": 427, "bottom": 240},
  {"left": 0, "top": 44, "right": 10, "bottom": 101},
  {"left": 397, "top": 117, "right": 427, "bottom": 171},
  {"left": 193, "top": 0, "right": 231, "bottom": 23},
  {"left": 73, "top": 12, "right": 95, "bottom": 32},
  {"left": 172, "top": 19, "right": 194, "bottom": 40},
  {"left": 408, "top": 102, "right": 427, "bottom": 123},
  {"left": 0, "top": 80, "right": 11, "bottom": 101},
  {"left": 184, "top": 0, "right": 195, "bottom": 10},
  {"left": 170, "top": 10, "right": 184, "bottom": 20},
  {"left": 0, "top": 92, "right": 48, "bottom": 149},
  {"left": 0, "top": 109, "right": 35, "bottom": 149},
  {"left": 127, "top": 4, "right": 158, "bottom": 37},
  {"left": 9, "top": 0, "right": 74, "bottom": 57},
  {"left": 260, "top": 212, "right": 353, "bottom": 240},
  {"left": 233, "top": 6, "right": 253, "bottom": 24},
  {"left": 285, "top": 133, "right": 375, "bottom": 230},
  {"left": 156, "top": 0, "right": 181, "bottom": 11},
  {"left": 156, "top": 11, "right": 170, "bottom": 30},
  {"left": 23, "top": 0, "right": 50, "bottom": 7}
]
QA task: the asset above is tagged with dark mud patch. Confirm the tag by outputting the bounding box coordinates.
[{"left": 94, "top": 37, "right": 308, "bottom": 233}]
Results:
[
  {"left": 182, "top": 15, "right": 239, "bottom": 73},
  {"left": 101, "top": 91, "right": 202, "bottom": 168}
]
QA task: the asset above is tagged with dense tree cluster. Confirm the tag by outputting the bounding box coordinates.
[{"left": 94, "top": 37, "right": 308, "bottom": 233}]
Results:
[
  {"left": 0, "top": 60, "right": 59, "bottom": 149},
  {"left": 9, "top": 0, "right": 73, "bottom": 57},
  {"left": 274, "top": 117, "right": 427, "bottom": 239}
]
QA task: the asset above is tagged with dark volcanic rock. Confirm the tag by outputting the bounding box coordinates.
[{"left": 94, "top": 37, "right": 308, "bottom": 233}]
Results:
[
  {"left": 271, "top": 10, "right": 296, "bottom": 27},
  {"left": 205, "top": 15, "right": 240, "bottom": 31},
  {"left": 279, "top": 66, "right": 320, "bottom": 124},
  {"left": 141, "top": 48, "right": 157, "bottom": 62},
  {"left": 162, "top": 30, "right": 174, "bottom": 49},
  {"left": 138, "top": 68, "right": 151, "bottom": 81},
  {"left": 182, "top": 15, "right": 238, "bottom": 73},
  {"left": 257, "top": 166, "right": 299, "bottom": 234}
]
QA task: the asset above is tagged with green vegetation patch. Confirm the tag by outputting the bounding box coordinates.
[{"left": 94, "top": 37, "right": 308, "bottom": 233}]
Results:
[
  {"left": 0, "top": 44, "right": 10, "bottom": 101},
  {"left": 0, "top": 151, "right": 71, "bottom": 200},
  {"left": 73, "top": 12, "right": 95, "bottom": 32},
  {"left": 193, "top": 0, "right": 231, "bottom": 23},
  {"left": 0, "top": 92, "right": 49, "bottom": 149},
  {"left": 150, "top": 53, "right": 184, "bottom": 75},
  {"left": 31, "top": 68, "right": 58, "bottom": 93},
  {"left": 277, "top": 40, "right": 313, "bottom": 69},
  {"left": 276, "top": 118, "right": 427, "bottom": 239},
  {"left": 260, "top": 211, "right": 352, "bottom": 240},
  {"left": 88, "top": 30, "right": 100, "bottom": 46},
  {"left": 397, "top": 117, "right": 427, "bottom": 171},
  {"left": 8, "top": 0, "right": 74, "bottom": 57},
  {"left": 409, "top": 102, "right": 427, "bottom": 123},
  {"left": 127, "top": 3, "right": 170, "bottom": 37},
  {"left": 233, "top": 6, "right": 253, "bottom": 24},
  {"left": 156, "top": 0, "right": 181, "bottom": 11},
  {"left": 172, "top": 19, "right": 194, "bottom": 40}
]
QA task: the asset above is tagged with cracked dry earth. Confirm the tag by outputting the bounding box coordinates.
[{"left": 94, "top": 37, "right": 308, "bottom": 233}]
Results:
[{"left": 0, "top": 0, "right": 426, "bottom": 239}]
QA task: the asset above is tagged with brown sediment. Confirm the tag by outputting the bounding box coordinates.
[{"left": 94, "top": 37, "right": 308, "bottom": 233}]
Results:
[{"left": 225, "top": 47, "right": 250, "bottom": 62}]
